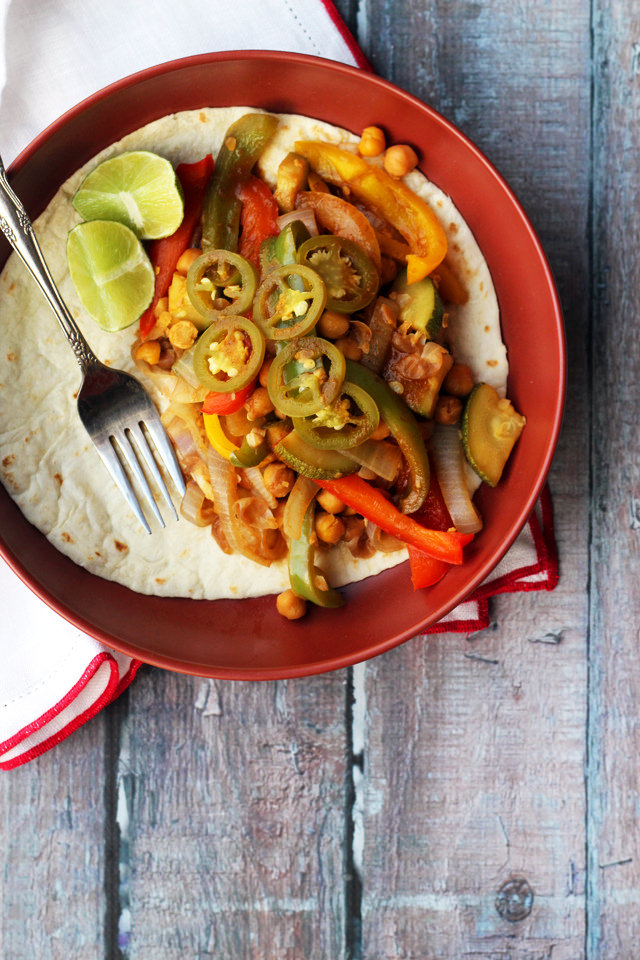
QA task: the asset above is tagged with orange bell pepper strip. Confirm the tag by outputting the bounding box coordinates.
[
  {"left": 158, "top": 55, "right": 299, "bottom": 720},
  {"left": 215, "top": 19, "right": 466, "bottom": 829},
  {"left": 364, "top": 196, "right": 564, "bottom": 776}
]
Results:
[
  {"left": 140, "top": 154, "right": 214, "bottom": 339},
  {"left": 313, "top": 474, "right": 473, "bottom": 563},
  {"left": 294, "top": 141, "right": 447, "bottom": 283}
]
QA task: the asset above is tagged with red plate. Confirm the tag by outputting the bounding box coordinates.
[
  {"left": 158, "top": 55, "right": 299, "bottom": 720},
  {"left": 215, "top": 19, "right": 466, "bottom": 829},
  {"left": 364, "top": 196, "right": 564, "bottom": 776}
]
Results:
[{"left": 0, "top": 52, "right": 565, "bottom": 678}]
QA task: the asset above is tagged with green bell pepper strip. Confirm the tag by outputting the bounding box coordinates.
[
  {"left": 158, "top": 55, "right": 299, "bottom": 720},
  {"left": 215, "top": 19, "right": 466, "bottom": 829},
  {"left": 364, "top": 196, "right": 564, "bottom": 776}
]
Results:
[
  {"left": 186, "top": 249, "right": 258, "bottom": 325},
  {"left": 267, "top": 336, "right": 346, "bottom": 417},
  {"left": 289, "top": 501, "right": 345, "bottom": 608},
  {"left": 193, "top": 315, "right": 265, "bottom": 393},
  {"left": 345, "top": 359, "right": 430, "bottom": 514},
  {"left": 292, "top": 380, "right": 379, "bottom": 450},
  {"left": 253, "top": 264, "right": 327, "bottom": 341},
  {"left": 230, "top": 436, "right": 270, "bottom": 468},
  {"left": 202, "top": 113, "right": 279, "bottom": 251},
  {"left": 297, "top": 234, "right": 379, "bottom": 313}
]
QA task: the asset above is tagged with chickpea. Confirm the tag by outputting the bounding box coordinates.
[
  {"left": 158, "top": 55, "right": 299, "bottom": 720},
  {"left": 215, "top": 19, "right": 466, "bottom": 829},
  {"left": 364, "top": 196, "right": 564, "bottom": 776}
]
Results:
[
  {"left": 175, "top": 247, "right": 202, "bottom": 275},
  {"left": 443, "top": 363, "right": 475, "bottom": 398},
  {"left": 369, "top": 420, "right": 391, "bottom": 441},
  {"left": 276, "top": 589, "right": 307, "bottom": 620},
  {"left": 359, "top": 125, "right": 386, "bottom": 158},
  {"left": 315, "top": 511, "right": 346, "bottom": 545},
  {"left": 383, "top": 144, "right": 419, "bottom": 178},
  {"left": 135, "top": 340, "right": 161, "bottom": 365},
  {"left": 245, "top": 386, "right": 275, "bottom": 421},
  {"left": 334, "top": 337, "right": 363, "bottom": 362},
  {"left": 434, "top": 395, "right": 463, "bottom": 425},
  {"left": 167, "top": 320, "right": 198, "bottom": 350},
  {"left": 317, "top": 310, "right": 350, "bottom": 340},
  {"left": 258, "top": 356, "right": 273, "bottom": 388},
  {"left": 263, "top": 461, "right": 295, "bottom": 498},
  {"left": 317, "top": 490, "right": 346, "bottom": 514}
]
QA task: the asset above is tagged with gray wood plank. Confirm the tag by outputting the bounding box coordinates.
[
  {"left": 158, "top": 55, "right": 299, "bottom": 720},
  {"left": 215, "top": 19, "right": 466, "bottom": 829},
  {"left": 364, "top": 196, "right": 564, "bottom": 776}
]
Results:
[
  {"left": 119, "top": 667, "right": 348, "bottom": 959},
  {"left": 0, "top": 717, "right": 110, "bottom": 960},
  {"left": 588, "top": 2, "right": 640, "bottom": 956},
  {"left": 350, "top": 0, "right": 592, "bottom": 955}
]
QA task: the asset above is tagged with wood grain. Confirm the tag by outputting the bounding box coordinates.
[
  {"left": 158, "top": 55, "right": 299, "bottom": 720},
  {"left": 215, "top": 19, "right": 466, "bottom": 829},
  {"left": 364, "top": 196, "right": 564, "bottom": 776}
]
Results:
[
  {"left": 0, "top": 718, "right": 110, "bottom": 960},
  {"left": 588, "top": 2, "right": 640, "bottom": 955},
  {"left": 351, "top": 0, "right": 592, "bottom": 956},
  {"left": 118, "top": 667, "right": 349, "bottom": 959}
]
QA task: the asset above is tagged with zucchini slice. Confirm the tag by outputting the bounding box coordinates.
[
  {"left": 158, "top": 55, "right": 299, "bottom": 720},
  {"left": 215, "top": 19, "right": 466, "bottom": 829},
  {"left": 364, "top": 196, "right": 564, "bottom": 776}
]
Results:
[
  {"left": 461, "top": 383, "right": 526, "bottom": 486},
  {"left": 390, "top": 269, "right": 444, "bottom": 339}
]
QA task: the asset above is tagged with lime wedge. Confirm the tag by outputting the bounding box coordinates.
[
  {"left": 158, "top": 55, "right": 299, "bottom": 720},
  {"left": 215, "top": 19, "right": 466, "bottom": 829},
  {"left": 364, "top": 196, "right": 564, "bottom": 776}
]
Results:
[
  {"left": 72, "top": 151, "right": 184, "bottom": 239},
  {"left": 67, "top": 220, "right": 155, "bottom": 331}
]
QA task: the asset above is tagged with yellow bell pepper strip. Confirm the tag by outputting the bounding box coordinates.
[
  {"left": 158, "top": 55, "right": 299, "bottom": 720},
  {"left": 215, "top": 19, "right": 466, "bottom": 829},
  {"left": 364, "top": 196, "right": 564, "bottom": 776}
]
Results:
[
  {"left": 202, "top": 113, "right": 279, "bottom": 252},
  {"left": 314, "top": 475, "right": 473, "bottom": 564},
  {"left": 289, "top": 501, "right": 345, "bottom": 608},
  {"left": 345, "top": 359, "right": 429, "bottom": 514},
  {"left": 203, "top": 413, "right": 240, "bottom": 460},
  {"left": 294, "top": 141, "right": 447, "bottom": 283}
]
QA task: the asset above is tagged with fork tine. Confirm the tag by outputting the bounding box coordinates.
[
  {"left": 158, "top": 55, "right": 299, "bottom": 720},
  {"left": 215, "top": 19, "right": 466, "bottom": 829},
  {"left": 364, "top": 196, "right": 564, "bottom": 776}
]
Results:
[
  {"left": 93, "top": 436, "right": 152, "bottom": 534},
  {"left": 127, "top": 422, "right": 178, "bottom": 520},
  {"left": 112, "top": 432, "right": 165, "bottom": 529},
  {"left": 143, "top": 416, "right": 187, "bottom": 498}
]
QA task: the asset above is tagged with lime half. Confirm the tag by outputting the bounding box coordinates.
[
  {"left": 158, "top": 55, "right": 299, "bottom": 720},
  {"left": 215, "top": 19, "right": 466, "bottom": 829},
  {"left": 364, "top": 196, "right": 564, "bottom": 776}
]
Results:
[
  {"left": 72, "top": 150, "right": 184, "bottom": 239},
  {"left": 67, "top": 220, "right": 155, "bottom": 331}
]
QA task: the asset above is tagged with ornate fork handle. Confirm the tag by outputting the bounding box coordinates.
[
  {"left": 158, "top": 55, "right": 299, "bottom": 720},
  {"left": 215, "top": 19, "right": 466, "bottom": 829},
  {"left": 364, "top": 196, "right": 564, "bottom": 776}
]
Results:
[{"left": 0, "top": 156, "right": 100, "bottom": 375}]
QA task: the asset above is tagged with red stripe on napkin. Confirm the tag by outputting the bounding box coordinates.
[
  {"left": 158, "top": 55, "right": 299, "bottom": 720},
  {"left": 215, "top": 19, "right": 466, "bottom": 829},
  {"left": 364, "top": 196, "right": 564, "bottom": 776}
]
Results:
[{"left": 0, "top": 655, "right": 141, "bottom": 770}]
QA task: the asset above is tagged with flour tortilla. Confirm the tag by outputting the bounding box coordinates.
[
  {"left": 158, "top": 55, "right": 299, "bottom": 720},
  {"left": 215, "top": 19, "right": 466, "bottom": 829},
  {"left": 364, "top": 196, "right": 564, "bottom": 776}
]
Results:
[{"left": 0, "top": 108, "right": 506, "bottom": 600}]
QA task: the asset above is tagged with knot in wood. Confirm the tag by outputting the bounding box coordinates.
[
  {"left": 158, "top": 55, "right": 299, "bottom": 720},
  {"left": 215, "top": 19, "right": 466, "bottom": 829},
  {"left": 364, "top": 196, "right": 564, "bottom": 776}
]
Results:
[{"left": 495, "top": 876, "right": 533, "bottom": 922}]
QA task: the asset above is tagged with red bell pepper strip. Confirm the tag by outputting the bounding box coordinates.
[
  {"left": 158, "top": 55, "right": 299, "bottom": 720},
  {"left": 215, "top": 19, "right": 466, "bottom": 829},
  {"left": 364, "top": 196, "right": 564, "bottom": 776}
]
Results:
[
  {"left": 237, "top": 175, "right": 280, "bottom": 267},
  {"left": 407, "top": 472, "right": 454, "bottom": 588},
  {"left": 314, "top": 474, "right": 473, "bottom": 564},
  {"left": 201, "top": 379, "right": 257, "bottom": 416},
  {"left": 140, "top": 154, "right": 214, "bottom": 339}
]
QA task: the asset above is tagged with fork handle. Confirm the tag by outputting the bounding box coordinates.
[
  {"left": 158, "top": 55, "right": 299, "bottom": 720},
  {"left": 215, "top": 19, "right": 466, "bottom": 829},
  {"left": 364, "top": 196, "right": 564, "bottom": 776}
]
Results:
[{"left": 0, "top": 156, "right": 100, "bottom": 375}]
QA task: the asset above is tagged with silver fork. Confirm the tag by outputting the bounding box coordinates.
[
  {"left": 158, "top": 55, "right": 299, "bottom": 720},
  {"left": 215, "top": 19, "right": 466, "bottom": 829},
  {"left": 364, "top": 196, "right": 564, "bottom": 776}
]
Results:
[{"left": 0, "top": 156, "right": 186, "bottom": 533}]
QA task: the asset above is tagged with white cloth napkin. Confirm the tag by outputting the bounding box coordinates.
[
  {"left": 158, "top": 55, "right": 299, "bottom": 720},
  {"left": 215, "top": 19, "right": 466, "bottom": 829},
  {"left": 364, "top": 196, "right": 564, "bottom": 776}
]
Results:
[{"left": 0, "top": 0, "right": 555, "bottom": 768}]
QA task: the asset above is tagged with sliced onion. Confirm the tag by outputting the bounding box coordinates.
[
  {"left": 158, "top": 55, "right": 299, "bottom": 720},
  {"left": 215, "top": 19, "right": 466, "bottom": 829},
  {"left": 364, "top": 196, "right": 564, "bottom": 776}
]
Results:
[
  {"left": 282, "top": 475, "right": 318, "bottom": 540},
  {"left": 241, "top": 466, "right": 278, "bottom": 510},
  {"left": 342, "top": 517, "right": 376, "bottom": 559},
  {"left": 234, "top": 496, "right": 278, "bottom": 530},
  {"left": 430, "top": 425, "right": 483, "bottom": 535},
  {"left": 205, "top": 446, "right": 273, "bottom": 566},
  {"left": 365, "top": 521, "right": 404, "bottom": 554},
  {"left": 224, "top": 408, "right": 253, "bottom": 439},
  {"left": 344, "top": 439, "right": 403, "bottom": 482},
  {"left": 276, "top": 207, "right": 318, "bottom": 236},
  {"left": 211, "top": 514, "right": 232, "bottom": 555},
  {"left": 180, "top": 479, "right": 215, "bottom": 527}
]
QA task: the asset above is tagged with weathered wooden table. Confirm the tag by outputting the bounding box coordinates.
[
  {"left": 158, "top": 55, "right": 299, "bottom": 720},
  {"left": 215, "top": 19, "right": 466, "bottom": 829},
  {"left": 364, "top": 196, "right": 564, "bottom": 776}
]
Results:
[{"left": 1, "top": 1, "right": 637, "bottom": 956}]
